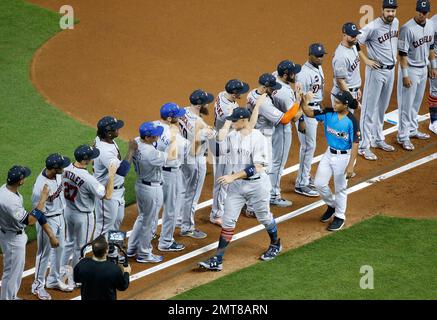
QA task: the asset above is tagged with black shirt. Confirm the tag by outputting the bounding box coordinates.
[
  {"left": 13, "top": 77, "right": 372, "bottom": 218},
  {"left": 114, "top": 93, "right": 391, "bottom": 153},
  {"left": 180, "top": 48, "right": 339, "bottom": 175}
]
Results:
[{"left": 73, "top": 258, "right": 129, "bottom": 300}]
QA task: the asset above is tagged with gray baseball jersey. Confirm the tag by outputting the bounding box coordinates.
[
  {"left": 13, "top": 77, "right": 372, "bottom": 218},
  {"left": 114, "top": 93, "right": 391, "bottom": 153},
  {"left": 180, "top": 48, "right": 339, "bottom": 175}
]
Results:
[
  {"left": 0, "top": 184, "right": 28, "bottom": 232},
  {"left": 93, "top": 137, "right": 123, "bottom": 188},
  {"left": 398, "top": 18, "right": 434, "bottom": 67},
  {"left": 332, "top": 43, "right": 361, "bottom": 90},
  {"left": 63, "top": 164, "right": 105, "bottom": 213},
  {"left": 179, "top": 107, "right": 209, "bottom": 159},
  {"left": 272, "top": 74, "right": 296, "bottom": 112},
  {"left": 31, "top": 170, "right": 65, "bottom": 216},
  {"left": 154, "top": 121, "right": 188, "bottom": 167},
  {"left": 357, "top": 17, "right": 399, "bottom": 66},
  {"left": 431, "top": 14, "right": 437, "bottom": 96},
  {"left": 133, "top": 137, "right": 167, "bottom": 182},
  {"left": 247, "top": 90, "right": 283, "bottom": 137},
  {"left": 296, "top": 61, "right": 325, "bottom": 107},
  {"left": 214, "top": 91, "right": 239, "bottom": 131}
]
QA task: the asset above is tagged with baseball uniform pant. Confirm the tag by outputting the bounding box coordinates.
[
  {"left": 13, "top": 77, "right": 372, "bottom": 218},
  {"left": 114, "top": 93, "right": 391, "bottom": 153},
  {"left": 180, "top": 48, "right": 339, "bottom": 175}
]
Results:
[
  {"left": 0, "top": 231, "right": 27, "bottom": 300},
  {"left": 359, "top": 66, "right": 395, "bottom": 150},
  {"left": 180, "top": 157, "right": 206, "bottom": 233},
  {"left": 128, "top": 183, "right": 163, "bottom": 256},
  {"left": 314, "top": 148, "right": 350, "bottom": 220},
  {"left": 94, "top": 189, "right": 125, "bottom": 238},
  {"left": 270, "top": 123, "right": 292, "bottom": 199},
  {"left": 397, "top": 65, "right": 428, "bottom": 142},
  {"left": 61, "top": 209, "right": 94, "bottom": 268},
  {"left": 32, "top": 214, "right": 65, "bottom": 291},
  {"left": 295, "top": 116, "right": 318, "bottom": 188},
  {"left": 211, "top": 160, "right": 228, "bottom": 220}
]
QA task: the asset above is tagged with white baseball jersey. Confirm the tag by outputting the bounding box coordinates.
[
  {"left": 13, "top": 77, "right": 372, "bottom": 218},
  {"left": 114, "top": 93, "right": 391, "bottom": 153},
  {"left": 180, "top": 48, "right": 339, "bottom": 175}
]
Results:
[
  {"left": 358, "top": 17, "right": 399, "bottom": 66},
  {"left": 399, "top": 18, "right": 435, "bottom": 67},
  {"left": 332, "top": 43, "right": 361, "bottom": 90},
  {"left": 247, "top": 90, "right": 283, "bottom": 137},
  {"left": 214, "top": 91, "right": 239, "bottom": 131},
  {"left": 93, "top": 137, "right": 124, "bottom": 188},
  {"left": 31, "top": 170, "right": 65, "bottom": 216},
  {"left": 63, "top": 164, "right": 105, "bottom": 213},
  {"left": 154, "top": 121, "right": 189, "bottom": 167},
  {"left": 0, "top": 184, "right": 28, "bottom": 232},
  {"left": 133, "top": 137, "right": 167, "bottom": 182},
  {"left": 218, "top": 129, "right": 268, "bottom": 176},
  {"left": 179, "top": 108, "right": 209, "bottom": 158},
  {"left": 296, "top": 61, "right": 325, "bottom": 107},
  {"left": 431, "top": 14, "right": 437, "bottom": 96},
  {"left": 272, "top": 74, "right": 297, "bottom": 112}
]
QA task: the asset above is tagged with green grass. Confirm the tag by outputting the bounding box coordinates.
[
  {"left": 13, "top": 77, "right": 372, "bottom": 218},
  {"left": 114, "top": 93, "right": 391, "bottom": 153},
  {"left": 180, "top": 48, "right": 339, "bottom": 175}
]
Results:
[
  {"left": 174, "top": 216, "right": 437, "bottom": 300},
  {"left": 0, "top": 0, "right": 136, "bottom": 242}
]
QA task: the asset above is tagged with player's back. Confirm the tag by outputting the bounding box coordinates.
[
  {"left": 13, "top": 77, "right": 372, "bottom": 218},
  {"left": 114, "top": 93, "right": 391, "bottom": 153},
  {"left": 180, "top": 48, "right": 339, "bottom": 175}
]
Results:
[
  {"left": 133, "top": 136, "right": 166, "bottom": 183},
  {"left": 214, "top": 91, "right": 237, "bottom": 131},
  {"left": 93, "top": 137, "right": 124, "bottom": 187},
  {"left": 0, "top": 184, "right": 26, "bottom": 231}
]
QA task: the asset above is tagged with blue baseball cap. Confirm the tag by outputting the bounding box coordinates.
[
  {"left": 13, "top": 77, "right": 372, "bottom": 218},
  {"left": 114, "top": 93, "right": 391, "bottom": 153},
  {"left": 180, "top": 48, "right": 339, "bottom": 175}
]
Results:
[
  {"left": 416, "top": 0, "right": 430, "bottom": 13},
  {"left": 45, "top": 153, "right": 71, "bottom": 170},
  {"left": 258, "top": 73, "right": 282, "bottom": 90},
  {"left": 74, "top": 145, "right": 100, "bottom": 162},
  {"left": 383, "top": 0, "right": 398, "bottom": 9},
  {"left": 97, "top": 116, "right": 124, "bottom": 132},
  {"left": 225, "top": 79, "right": 250, "bottom": 95},
  {"left": 7, "top": 165, "right": 31, "bottom": 184},
  {"left": 277, "top": 60, "right": 302, "bottom": 76},
  {"left": 160, "top": 102, "right": 186, "bottom": 118},
  {"left": 225, "top": 107, "right": 251, "bottom": 122},
  {"left": 343, "top": 22, "right": 361, "bottom": 37},
  {"left": 139, "top": 122, "right": 164, "bottom": 137},
  {"left": 309, "top": 43, "right": 327, "bottom": 56},
  {"left": 189, "top": 89, "right": 215, "bottom": 105}
]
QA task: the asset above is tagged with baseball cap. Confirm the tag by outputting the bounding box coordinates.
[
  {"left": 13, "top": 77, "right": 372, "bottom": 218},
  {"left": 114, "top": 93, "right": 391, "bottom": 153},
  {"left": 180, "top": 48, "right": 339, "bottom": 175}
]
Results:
[
  {"left": 189, "top": 89, "right": 215, "bottom": 105},
  {"left": 332, "top": 91, "right": 358, "bottom": 109},
  {"left": 225, "top": 79, "right": 250, "bottom": 95},
  {"left": 342, "top": 22, "right": 361, "bottom": 37},
  {"left": 160, "top": 102, "right": 186, "bottom": 118},
  {"left": 225, "top": 107, "right": 251, "bottom": 122},
  {"left": 309, "top": 43, "right": 327, "bottom": 56},
  {"left": 97, "top": 116, "right": 124, "bottom": 132},
  {"left": 258, "top": 73, "right": 282, "bottom": 90},
  {"left": 7, "top": 165, "right": 31, "bottom": 185},
  {"left": 74, "top": 145, "right": 100, "bottom": 162},
  {"left": 416, "top": 0, "right": 430, "bottom": 13},
  {"left": 383, "top": 0, "right": 398, "bottom": 9},
  {"left": 45, "top": 153, "right": 71, "bottom": 170},
  {"left": 139, "top": 122, "right": 164, "bottom": 137},
  {"left": 277, "top": 60, "right": 302, "bottom": 76}
]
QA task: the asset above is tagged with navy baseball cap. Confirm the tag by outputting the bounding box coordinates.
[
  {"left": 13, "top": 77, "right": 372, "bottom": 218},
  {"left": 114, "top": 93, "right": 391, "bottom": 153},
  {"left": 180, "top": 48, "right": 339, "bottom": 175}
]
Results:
[
  {"left": 416, "top": 0, "right": 430, "bottom": 13},
  {"left": 74, "top": 145, "right": 100, "bottom": 162},
  {"left": 309, "top": 43, "right": 327, "bottom": 56},
  {"left": 225, "top": 79, "right": 250, "bottom": 95},
  {"left": 160, "top": 102, "right": 186, "bottom": 118},
  {"left": 277, "top": 60, "right": 302, "bottom": 76},
  {"left": 226, "top": 107, "right": 251, "bottom": 122},
  {"left": 45, "top": 153, "right": 71, "bottom": 170},
  {"left": 97, "top": 116, "right": 124, "bottom": 132},
  {"left": 383, "top": 0, "right": 398, "bottom": 9},
  {"left": 343, "top": 22, "right": 361, "bottom": 37},
  {"left": 189, "top": 89, "right": 215, "bottom": 105},
  {"left": 332, "top": 91, "right": 358, "bottom": 109},
  {"left": 258, "top": 73, "right": 282, "bottom": 90},
  {"left": 7, "top": 165, "right": 31, "bottom": 184},
  {"left": 139, "top": 122, "right": 164, "bottom": 137}
]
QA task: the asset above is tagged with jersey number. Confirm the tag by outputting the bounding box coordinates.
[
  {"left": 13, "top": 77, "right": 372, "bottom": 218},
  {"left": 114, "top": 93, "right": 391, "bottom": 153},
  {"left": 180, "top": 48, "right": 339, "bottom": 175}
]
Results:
[
  {"left": 64, "top": 182, "right": 78, "bottom": 202},
  {"left": 312, "top": 84, "right": 320, "bottom": 93}
]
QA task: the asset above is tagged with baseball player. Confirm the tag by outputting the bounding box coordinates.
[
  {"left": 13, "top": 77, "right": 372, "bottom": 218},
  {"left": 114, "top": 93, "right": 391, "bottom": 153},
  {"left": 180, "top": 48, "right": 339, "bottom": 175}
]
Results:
[
  {"left": 179, "top": 90, "right": 215, "bottom": 239},
  {"left": 428, "top": 13, "right": 437, "bottom": 135},
  {"left": 357, "top": 0, "right": 399, "bottom": 160},
  {"left": 93, "top": 116, "right": 137, "bottom": 261},
  {"left": 60, "top": 145, "right": 117, "bottom": 283},
  {"left": 0, "top": 165, "right": 59, "bottom": 300},
  {"left": 301, "top": 90, "right": 360, "bottom": 232},
  {"left": 31, "top": 154, "right": 72, "bottom": 300},
  {"left": 331, "top": 23, "right": 362, "bottom": 110},
  {"left": 397, "top": 0, "right": 436, "bottom": 150},
  {"left": 271, "top": 60, "right": 303, "bottom": 206},
  {"left": 210, "top": 79, "right": 250, "bottom": 226},
  {"left": 127, "top": 122, "right": 178, "bottom": 263},
  {"left": 294, "top": 43, "right": 327, "bottom": 198},
  {"left": 198, "top": 108, "right": 282, "bottom": 271}
]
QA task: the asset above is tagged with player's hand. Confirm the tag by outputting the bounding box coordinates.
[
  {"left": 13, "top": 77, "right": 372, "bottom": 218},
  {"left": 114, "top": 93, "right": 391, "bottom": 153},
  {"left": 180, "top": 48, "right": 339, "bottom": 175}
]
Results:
[
  {"left": 108, "top": 161, "right": 118, "bottom": 176},
  {"left": 49, "top": 236, "right": 60, "bottom": 248},
  {"left": 364, "top": 58, "right": 381, "bottom": 70},
  {"left": 402, "top": 76, "right": 412, "bottom": 88},
  {"left": 298, "top": 119, "right": 306, "bottom": 134},
  {"left": 431, "top": 69, "right": 437, "bottom": 79},
  {"left": 41, "top": 184, "right": 50, "bottom": 201},
  {"left": 303, "top": 91, "right": 314, "bottom": 103},
  {"left": 128, "top": 139, "right": 138, "bottom": 151},
  {"left": 202, "top": 127, "right": 216, "bottom": 140},
  {"left": 345, "top": 166, "right": 355, "bottom": 179},
  {"left": 217, "top": 175, "right": 235, "bottom": 185},
  {"left": 357, "top": 89, "right": 362, "bottom": 101}
]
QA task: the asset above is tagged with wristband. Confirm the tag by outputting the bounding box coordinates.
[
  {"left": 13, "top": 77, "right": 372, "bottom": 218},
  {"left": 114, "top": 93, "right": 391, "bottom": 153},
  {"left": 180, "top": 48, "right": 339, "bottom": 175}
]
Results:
[
  {"left": 431, "top": 59, "right": 437, "bottom": 69},
  {"left": 244, "top": 165, "right": 256, "bottom": 178},
  {"left": 31, "top": 208, "right": 48, "bottom": 225},
  {"left": 401, "top": 68, "right": 409, "bottom": 78}
]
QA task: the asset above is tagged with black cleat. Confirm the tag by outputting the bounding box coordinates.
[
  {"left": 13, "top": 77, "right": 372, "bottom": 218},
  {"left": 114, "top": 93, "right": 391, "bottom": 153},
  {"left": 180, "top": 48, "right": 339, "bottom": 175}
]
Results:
[{"left": 320, "top": 206, "right": 335, "bottom": 223}]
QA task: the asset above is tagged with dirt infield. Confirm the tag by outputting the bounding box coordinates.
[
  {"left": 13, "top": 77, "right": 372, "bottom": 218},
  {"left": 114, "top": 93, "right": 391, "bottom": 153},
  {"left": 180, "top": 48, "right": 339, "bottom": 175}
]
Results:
[{"left": 6, "top": 0, "right": 436, "bottom": 300}]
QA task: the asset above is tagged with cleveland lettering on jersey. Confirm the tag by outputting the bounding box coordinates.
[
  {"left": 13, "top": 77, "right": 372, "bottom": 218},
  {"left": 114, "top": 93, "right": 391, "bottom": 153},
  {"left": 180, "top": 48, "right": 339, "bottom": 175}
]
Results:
[
  {"left": 378, "top": 30, "right": 399, "bottom": 43},
  {"left": 413, "top": 35, "right": 433, "bottom": 48},
  {"left": 350, "top": 57, "right": 360, "bottom": 71}
]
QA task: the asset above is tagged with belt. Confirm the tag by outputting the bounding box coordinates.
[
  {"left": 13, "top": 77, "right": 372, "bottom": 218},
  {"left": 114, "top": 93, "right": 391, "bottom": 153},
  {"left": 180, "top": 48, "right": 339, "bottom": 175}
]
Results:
[
  {"left": 114, "top": 184, "right": 124, "bottom": 190},
  {"left": 349, "top": 87, "right": 360, "bottom": 92},
  {"left": 243, "top": 176, "right": 261, "bottom": 181},
  {"left": 330, "top": 147, "right": 350, "bottom": 155},
  {"left": 0, "top": 229, "right": 23, "bottom": 235},
  {"left": 379, "top": 64, "right": 395, "bottom": 70},
  {"left": 46, "top": 213, "right": 61, "bottom": 218},
  {"left": 141, "top": 180, "right": 163, "bottom": 186},
  {"left": 162, "top": 166, "right": 179, "bottom": 172},
  {"left": 409, "top": 64, "right": 426, "bottom": 69}
]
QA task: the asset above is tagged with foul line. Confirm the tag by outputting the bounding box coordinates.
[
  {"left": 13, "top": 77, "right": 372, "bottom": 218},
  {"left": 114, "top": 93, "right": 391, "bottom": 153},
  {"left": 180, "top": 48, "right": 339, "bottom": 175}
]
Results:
[{"left": 71, "top": 151, "right": 437, "bottom": 299}]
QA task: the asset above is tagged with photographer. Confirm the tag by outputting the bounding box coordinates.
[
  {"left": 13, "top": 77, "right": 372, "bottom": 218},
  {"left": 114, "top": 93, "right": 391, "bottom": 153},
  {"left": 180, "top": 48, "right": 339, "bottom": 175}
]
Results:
[{"left": 73, "top": 235, "right": 130, "bottom": 300}]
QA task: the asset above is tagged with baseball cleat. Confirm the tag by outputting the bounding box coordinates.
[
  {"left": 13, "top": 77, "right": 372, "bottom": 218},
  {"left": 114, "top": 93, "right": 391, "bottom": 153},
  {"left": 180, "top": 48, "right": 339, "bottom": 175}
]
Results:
[
  {"left": 243, "top": 209, "right": 256, "bottom": 218},
  {"left": 209, "top": 217, "right": 222, "bottom": 227},
  {"left": 180, "top": 229, "right": 207, "bottom": 239},
  {"left": 126, "top": 251, "right": 137, "bottom": 258},
  {"left": 136, "top": 253, "right": 164, "bottom": 264},
  {"left": 410, "top": 131, "right": 430, "bottom": 140},
  {"left": 358, "top": 148, "right": 378, "bottom": 160},
  {"left": 309, "top": 176, "right": 316, "bottom": 189},
  {"left": 270, "top": 198, "right": 293, "bottom": 207},
  {"left": 31, "top": 287, "right": 52, "bottom": 300},
  {"left": 398, "top": 140, "right": 414, "bottom": 151},
  {"left": 158, "top": 241, "right": 185, "bottom": 252},
  {"left": 320, "top": 205, "right": 336, "bottom": 222},
  {"left": 46, "top": 280, "right": 74, "bottom": 292},
  {"left": 327, "top": 217, "right": 345, "bottom": 231},
  {"left": 295, "top": 186, "right": 319, "bottom": 197},
  {"left": 429, "top": 122, "right": 437, "bottom": 135},
  {"left": 371, "top": 141, "right": 395, "bottom": 152},
  {"left": 260, "top": 239, "right": 282, "bottom": 261},
  {"left": 198, "top": 256, "right": 223, "bottom": 271}
]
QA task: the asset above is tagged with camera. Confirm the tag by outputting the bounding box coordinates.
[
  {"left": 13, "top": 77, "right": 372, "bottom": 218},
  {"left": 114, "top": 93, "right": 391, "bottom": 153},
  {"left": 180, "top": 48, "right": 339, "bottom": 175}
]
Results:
[{"left": 107, "top": 230, "right": 128, "bottom": 266}]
